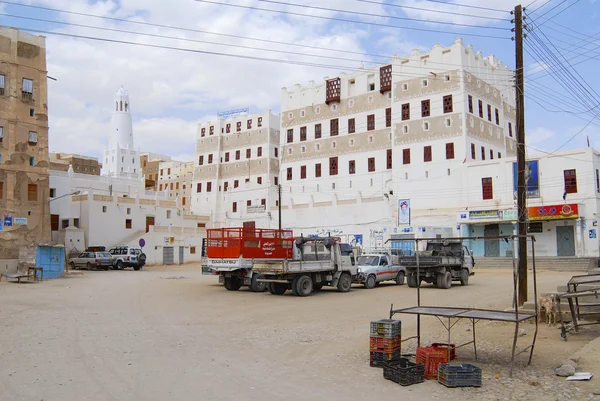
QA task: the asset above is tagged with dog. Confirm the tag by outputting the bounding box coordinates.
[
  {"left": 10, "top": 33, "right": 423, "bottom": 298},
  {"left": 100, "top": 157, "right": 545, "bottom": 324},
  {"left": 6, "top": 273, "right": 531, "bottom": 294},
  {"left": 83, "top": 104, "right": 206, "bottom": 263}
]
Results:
[{"left": 538, "top": 293, "right": 558, "bottom": 325}]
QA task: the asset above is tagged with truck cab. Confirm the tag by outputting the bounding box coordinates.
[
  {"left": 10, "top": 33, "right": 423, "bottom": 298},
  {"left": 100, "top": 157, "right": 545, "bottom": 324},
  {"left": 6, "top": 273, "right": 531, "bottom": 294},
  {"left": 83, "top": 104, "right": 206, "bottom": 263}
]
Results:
[{"left": 355, "top": 251, "right": 406, "bottom": 289}]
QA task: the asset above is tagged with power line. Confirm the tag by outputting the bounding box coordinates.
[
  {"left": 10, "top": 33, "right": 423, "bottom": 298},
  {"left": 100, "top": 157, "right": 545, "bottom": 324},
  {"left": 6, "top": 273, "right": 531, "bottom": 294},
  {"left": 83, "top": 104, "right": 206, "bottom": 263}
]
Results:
[
  {"left": 527, "top": 0, "right": 552, "bottom": 14},
  {"left": 351, "top": 0, "right": 510, "bottom": 21},
  {"left": 417, "top": 0, "right": 509, "bottom": 13},
  {"left": 0, "top": 1, "right": 515, "bottom": 73},
  {"left": 194, "top": 0, "right": 511, "bottom": 39},
  {"left": 255, "top": 0, "right": 509, "bottom": 29},
  {"left": 531, "top": 0, "right": 582, "bottom": 26}
]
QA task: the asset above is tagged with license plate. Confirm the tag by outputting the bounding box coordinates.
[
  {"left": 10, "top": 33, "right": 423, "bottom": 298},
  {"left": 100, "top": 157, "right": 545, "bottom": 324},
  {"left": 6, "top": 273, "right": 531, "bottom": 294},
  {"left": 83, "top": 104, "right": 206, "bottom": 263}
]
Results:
[{"left": 102, "top": 259, "right": 108, "bottom": 263}]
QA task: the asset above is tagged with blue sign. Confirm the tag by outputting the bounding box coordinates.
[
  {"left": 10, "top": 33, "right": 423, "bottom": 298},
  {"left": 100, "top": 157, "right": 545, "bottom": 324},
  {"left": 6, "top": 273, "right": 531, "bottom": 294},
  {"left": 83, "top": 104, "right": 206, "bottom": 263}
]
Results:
[
  {"left": 513, "top": 160, "right": 540, "bottom": 199},
  {"left": 14, "top": 217, "right": 27, "bottom": 225},
  {"left": 0, "top": 221, "right": 2, "bottom": 231},
  {"left": 217, "top": 108, "right": 250, "bottom": 119},
  {"left": 350, "top": 234, "right": 363, "bottom": 246},
  {"left": 139, "top": 238, "right": 146, "bottom": 248},
  {"left": 3, "top": 215, "right": 12, "bottom": 227}
]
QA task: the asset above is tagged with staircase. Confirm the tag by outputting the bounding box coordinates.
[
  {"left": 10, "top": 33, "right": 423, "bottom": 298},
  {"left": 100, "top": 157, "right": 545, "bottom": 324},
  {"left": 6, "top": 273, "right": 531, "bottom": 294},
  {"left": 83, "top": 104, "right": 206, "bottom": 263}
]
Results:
[{"left": 476, "top": 257, "right": 595, "bottom": 272}]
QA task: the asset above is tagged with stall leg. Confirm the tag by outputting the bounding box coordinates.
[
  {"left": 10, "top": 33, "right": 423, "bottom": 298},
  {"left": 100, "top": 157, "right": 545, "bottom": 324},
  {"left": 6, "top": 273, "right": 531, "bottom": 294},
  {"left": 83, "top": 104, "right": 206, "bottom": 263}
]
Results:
[
  {"left": 472, "top": 319, "right": 477, "bottom": 360},
  {"left": 510, "top": 322, "right": 519, "bottom": 378}
]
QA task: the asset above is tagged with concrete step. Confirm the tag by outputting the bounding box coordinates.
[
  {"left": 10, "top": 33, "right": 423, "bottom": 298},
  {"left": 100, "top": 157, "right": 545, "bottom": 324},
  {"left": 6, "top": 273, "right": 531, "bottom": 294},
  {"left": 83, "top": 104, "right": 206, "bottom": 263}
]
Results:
[{"left": 475, "top": 257, "right": 594, "bottom": 272}]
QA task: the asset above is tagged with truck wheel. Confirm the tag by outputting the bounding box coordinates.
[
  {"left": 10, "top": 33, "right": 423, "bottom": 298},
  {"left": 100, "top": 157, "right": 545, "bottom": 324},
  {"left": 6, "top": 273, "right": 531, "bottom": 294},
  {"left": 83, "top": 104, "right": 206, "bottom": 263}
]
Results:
[
  {"left": 438, "top": 271, "right": 452, "bottom": 289},
  {"left": 295, "top": 275, "right": 313, "bottom": 297},
  {"left": 133, "top": 265, "right": 142, "bottom": 271},
  {"left": 224, "top": 277, "right": 242, "bottom": 291},
  {"left": 291, "top": 276, "right": 300, "bottom": 296},
  {"left": 337, "top": 273, "right": 352, "bottom": 293},
  {"left": 395, "top": 271, "right": 405, "bottom": 285},
  {"left": 268, "top": 283, "right": 287, "bottom": 295},
  {"left": 460, "top": 269, "right": 470, "bottom": 286},
  {"left": 70, "top": 261, "right": 77, "bottom": 270},
  {"left": 364, "top": 275, "right": 376, "bottom": 289},
  {"left": 313, "top": 284, "right": 323, "bottom": 291},
  {"left": 407, "top": 273, "right": 418, "bottom": 288},
  {"left": 116, "top": 260, "right": 124, "bottom": 270},
  {"left": 250, "top": 274, "right": 268, "bottom": 292}
]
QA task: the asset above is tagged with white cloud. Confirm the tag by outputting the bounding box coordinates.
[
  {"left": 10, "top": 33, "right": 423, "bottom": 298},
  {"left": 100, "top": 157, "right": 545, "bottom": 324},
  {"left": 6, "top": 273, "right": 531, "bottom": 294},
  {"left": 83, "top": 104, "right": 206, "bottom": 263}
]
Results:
[
  {"left": 397, "top": 0, "right": 519, "bottom": 26},
  {"left": 30, "top": 0, "right": 393, "bottom": 160},
  {"left": 528, "top": 61, "right": 550, "bottom": 75},
  {"left": 526, "top": 126, "right": 556, "bottom": 153}
]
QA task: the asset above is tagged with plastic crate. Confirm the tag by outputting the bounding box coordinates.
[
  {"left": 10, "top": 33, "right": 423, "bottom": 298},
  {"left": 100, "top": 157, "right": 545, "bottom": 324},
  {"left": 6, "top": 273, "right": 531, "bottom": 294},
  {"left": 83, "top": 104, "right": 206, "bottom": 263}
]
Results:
[
  {"left": 431, "top": 343, "right": 456, "bottom": 361},
  {"left": 370, "top": 319, "right": 401, "bottom": 338},
  {"left": 370, "top": 350, "right": 401, "bottom": 367},
  {"left": 383, "top": 358, "right": 425, "bottom": 386},
  {"left": 370, "top": 336, "right": 401, "bottom": 353},
  {"left": 437, "top": 363, "right": 482, "bottom": 388},
  {"left": 416, "top": 346, "right": 449, "bottom": 379}
]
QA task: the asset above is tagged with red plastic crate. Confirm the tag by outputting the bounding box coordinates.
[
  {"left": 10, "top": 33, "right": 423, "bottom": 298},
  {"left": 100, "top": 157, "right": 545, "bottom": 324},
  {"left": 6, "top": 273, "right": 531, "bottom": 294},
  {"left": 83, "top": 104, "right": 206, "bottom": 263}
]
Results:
[
  {"left": 416, "top": 346, "right": 449, "bottom": 379},
  {"left": 431, "top": 343, "right": 456, "bottom": 361},
  {"left": 370, "top": 336, "right": 401, "bottom": 353}
]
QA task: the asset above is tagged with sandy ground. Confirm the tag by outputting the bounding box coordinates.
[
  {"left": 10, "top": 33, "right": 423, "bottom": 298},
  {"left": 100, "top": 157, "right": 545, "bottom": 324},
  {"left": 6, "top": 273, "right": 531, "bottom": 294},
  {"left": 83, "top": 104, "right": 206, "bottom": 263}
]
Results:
[{"left": 1, "top": 266, "right": 599, "bottom": 401}]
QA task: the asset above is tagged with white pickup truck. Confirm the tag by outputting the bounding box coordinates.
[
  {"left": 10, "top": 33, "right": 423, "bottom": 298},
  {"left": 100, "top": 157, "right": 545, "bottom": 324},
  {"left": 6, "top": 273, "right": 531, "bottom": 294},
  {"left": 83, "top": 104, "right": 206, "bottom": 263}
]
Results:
[{"left": 355, "top": 251, "right": 406, "bottom": 289}]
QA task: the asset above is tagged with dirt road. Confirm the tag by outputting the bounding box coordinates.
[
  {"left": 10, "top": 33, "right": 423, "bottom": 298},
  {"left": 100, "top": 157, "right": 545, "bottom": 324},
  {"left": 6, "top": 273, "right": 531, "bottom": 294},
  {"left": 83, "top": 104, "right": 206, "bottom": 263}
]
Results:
[{"left": 0, "top": 267, "right": 598, "bottom": 401}]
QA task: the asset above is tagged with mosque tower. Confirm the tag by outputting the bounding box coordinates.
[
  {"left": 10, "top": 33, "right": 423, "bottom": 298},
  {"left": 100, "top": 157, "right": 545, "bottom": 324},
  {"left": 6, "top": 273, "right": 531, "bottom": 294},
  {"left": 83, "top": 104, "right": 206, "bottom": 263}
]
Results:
[{"left": 103, "top": 86, "right": 140, "bottom": 178}]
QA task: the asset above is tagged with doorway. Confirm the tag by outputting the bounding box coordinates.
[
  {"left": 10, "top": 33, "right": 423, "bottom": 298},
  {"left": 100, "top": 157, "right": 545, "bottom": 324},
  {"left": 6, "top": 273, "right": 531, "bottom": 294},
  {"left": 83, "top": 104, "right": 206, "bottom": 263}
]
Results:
[
  {"left": 484, "top": 224, "right": 500, "bottom": 257},
  {"left": 163, "top": 247, "right": 174, "bottom": 265},
  {"left": 179, "top": 246, "right": 184, "bottom": 265},
  {"left": 146, "top": 216, "right": 155, "bottom": 233},
  {"left": 556, "top": 225, "right": 575, "bottom": 256}
]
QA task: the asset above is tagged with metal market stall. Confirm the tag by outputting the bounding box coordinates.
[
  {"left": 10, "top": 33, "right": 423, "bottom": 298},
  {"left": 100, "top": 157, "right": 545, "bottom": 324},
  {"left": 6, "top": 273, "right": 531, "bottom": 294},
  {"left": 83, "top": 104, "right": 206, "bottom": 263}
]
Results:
[{"left": 387, "top": 235, "right": 539, "bottom": 377}]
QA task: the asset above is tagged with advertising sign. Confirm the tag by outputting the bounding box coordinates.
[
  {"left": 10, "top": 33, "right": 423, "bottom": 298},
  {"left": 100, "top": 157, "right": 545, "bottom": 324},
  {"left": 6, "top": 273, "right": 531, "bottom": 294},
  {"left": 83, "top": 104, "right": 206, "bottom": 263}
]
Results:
[
  {"left": 468, "top": 210, "right": 500, "bottom": 220},
  {"left": 527, "top": 204, "right": 579, "bottom": 221},
  {"left": 398, "top": 199, "right": 410, "bottom": 226},
  {"left": 502, "top": 209, "right": 518, "bottom": 221},
  {"left": 513, "top": 160, "right": 540, "bottom": 199},
  {"left": 247, "top": 205, "right": 266, "bottom": 213},
  {"left": 3, "top": 215, "right": 12, "bottom": 227},
  {"left": 349, "top": 234, "right": 363, "bottom": 246},
  {"left": 217, "top": 108, "right": 250, "bottom": 119},
  {"left": 14, "top": 218, "right": 27, "bottom": 225}
]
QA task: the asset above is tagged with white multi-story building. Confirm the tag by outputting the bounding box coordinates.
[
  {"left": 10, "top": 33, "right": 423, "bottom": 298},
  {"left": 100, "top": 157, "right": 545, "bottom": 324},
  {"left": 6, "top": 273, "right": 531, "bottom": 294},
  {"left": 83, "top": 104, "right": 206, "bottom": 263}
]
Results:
[
  {"left": 191, "top": 111, "right": 281, "bottom": 228},
  {"left": 157, "top": 160, "right": 194, "bottom": 211},
  {"left": 278, "top": 38, "right": 517, "bottom": 249},
  {"left": 50, "top": 88, "right": 208, "bottom": 265}
]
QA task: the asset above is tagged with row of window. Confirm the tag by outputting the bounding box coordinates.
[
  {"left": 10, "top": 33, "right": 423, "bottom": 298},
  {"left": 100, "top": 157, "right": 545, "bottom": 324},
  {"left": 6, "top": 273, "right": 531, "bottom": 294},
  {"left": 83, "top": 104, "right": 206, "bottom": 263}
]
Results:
[
  {"left": 200, "top": 117, "right": 265, "bottom": 137},
  {"left": 0, "top": 127, "right": 38, "bottom": 145},
  {"left": 0, "top": 183, "right": 38, "bottom": 201},
  {"left": 470, "top": 143, "right": 503, "bottom": 161},
  {"left": 467, "top": 95, "right": 512, "bottom": 136},
  {"left": 199, "top": 146, "right": 274, "bottom": 165},
  {"left": 0, "top": 76, "right": 34, "bottom": 99},
  {"left": 159, "top": 182, "right": 187, "bottom": 191},
  {"left": 285, "top": 151, "right": 393, "bottom": 180},
  {"left": 481, "top": 169, "right": 579, "bottom": 200},
  {"left": 196, "top": 177, "right": 278, "bottom": 193},
  {"left": 231, "top": 199, "right": 267, "bottom": 213}
]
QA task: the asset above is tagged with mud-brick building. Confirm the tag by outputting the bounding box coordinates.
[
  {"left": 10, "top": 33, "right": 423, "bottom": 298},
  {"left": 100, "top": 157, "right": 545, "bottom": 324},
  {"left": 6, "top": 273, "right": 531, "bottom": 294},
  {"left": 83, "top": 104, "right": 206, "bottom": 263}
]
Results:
[{"left": 0, "top": 27, "right": 51, "bottom": 260}]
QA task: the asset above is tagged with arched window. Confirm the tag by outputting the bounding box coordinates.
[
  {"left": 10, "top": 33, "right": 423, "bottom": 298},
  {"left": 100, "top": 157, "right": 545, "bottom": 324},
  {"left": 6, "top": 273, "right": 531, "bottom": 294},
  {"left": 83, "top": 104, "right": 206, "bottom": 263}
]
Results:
[
  {"left": 116, "top": 101, "right": 118, "bottom": 111},
  {"left": 125, "top": 102, "right": 128, "bottom": 112},
  {"left": 120, "top": 100, "right": 123, "bottom": 111}
]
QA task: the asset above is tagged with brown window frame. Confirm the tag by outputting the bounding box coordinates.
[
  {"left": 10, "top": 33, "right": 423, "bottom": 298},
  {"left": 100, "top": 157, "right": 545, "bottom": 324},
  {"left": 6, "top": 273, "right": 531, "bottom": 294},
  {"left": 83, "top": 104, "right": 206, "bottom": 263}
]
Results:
[
  {"left": 348, "top": 118, "right": 355, "bottom": 134},
  {"left": 385, "top": 107, "right": 391, "bottom": 127},
  {"left": 402, "top": 103, "right": 410, "bottom": 120},
  {"left": 446, "top": 143, "right": 455, "bottom": 160},
  {"left": 232, "top": 202, "right": 237, "bottom": 213},
  {"left": 199, "top": 155, "right": 204, "bottom": 165},
  {"left": 257, "top": 177, "right": 262, "bottom": 185},
  {"left": 564, "top": 169, "right": 578, "bottom": 194},
  {"left": 387, "top": 149, "right": 392, "bottom": 169},
  {"left": 421, "top": 99, "right": 430, "bottom": 117},
  {"left": 403, "top": 148, "right": 411, "bottom": 165},
  {"left": 246, "top": 148, "right": 251, "bottom": 159},
  {"left": 258, "top": 117, "right": 263, "bottom": 127},
  {"left": 301, "top": 165, "right": 307, "bottom": 179},
  {"left": 300, "top": 126, "right": 307, "bottom": 141},
  {"left": 471, "top": 143, "right": 476, "bottom": 160},
  {"left": 487, "top": 104, "right": 492, "bottom": 122},
  {"left": 478, "top": 100, "right": 483, "bottom": 118},
  {"left": 495, "top": 108, "right": 500, "bottom": 125},
  {"left": 424, "top": 146, "right": 432, "bottom": 162},
  {"left": 257, "top": 147, "right": 262, "bottom": 157},
  {"left": 196, "top": 183, "right": 202, "bottom": 193},
  {"left": 27, "top": 184, "right": 37, "bottom": 201},
  {"left": 508, "top": 122, "right": 513, "bottom": 137},
  {"left": 482, "top": 177, "right": 493, "bottom": 200},
  {"left": 235, "top": 150, "right": 240, "bottom": 160},
  {"left": 367, "top": 114, "right": 375, "bottom": 131},
  {"left": 226, "top": 123, "right": 231, "bottom": 134},
  {"left": 468, "top": 95, "right": 473, "bottom": 113},
  {"left": 315, "top": 123, "right": 322, "bottom": 139},
  {"left": 330, "top": 118, "right": 339, "bottom": 136},
  {"left": 368, "top": 157, "right": 375, "bottom": 172},
  {"left": 329, "top": 157, "right": 339, "bottom": 176},
  {"left": 287, "top": 129, "right": 293, "bottom": 143},
  {"left": 208, "top": 154, "right": 213, "bottom": 164},
  {"left": 236, "top": 122, "right": 241, "bottom": 132},
  {"left": 443, "top": 95, "right": 453, "bottom": 113},
  {"left": 315, "top": 163, "right": 322, "bottom": 178},
  {"left": 225, "top": 152, "right": 229, "bottom": 162},
  {"left": 349, "top": 160, "right": 356, "bottom": 174},
  {"left": 287, "top": 167, "right": 293, "bottom": 181},
  {"left": 247, "top": 119, "right": 252, "bottom": 129},
  {"left": 481, "top": 146, "right": 486, "bottom": 161},
  {"left": 125, "top": 219, "right": 132, "bottom": 229},
  {"left": 234, "top": 180, "right": 239, "bottom": 188},
  {"left": 206, "top": 182, "right": 212, "bottom": 192}
]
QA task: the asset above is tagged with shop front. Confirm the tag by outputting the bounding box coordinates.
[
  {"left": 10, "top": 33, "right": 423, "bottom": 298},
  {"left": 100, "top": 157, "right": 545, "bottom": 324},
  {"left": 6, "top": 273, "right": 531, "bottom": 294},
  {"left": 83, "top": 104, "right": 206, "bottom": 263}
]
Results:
[
  {"left": 525, "top": 203, "right": 580, "bottom": 257},
  {"left": 457, "top": 209, "right": 515, "bottom": 257}
]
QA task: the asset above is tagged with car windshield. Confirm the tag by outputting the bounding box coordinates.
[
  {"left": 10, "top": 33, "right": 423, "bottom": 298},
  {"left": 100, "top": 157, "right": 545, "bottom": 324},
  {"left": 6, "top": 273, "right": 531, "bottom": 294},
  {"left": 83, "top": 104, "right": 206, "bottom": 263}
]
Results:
[
  {"left": 357, "top": 256, "right": 380, "bottom": 266},
  {"left": 98, "top": 252, "right": 112, "bottom": 258}
]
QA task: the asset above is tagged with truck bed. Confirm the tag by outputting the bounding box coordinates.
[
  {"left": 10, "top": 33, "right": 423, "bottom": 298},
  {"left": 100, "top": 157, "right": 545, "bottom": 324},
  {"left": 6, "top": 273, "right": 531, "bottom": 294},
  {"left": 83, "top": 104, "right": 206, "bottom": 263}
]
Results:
[{"left": 253, "top": 260, "right": 334, "bottom": 274}]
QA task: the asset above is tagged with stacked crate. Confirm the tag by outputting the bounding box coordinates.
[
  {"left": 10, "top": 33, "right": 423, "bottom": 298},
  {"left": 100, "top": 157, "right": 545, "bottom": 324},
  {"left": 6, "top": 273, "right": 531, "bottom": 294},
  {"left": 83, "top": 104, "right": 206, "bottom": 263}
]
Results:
[
  {"left": 369, "top": 319, "right": 401, "bottom": 367},
  {"left": 416, "top": 346, "right": 449, "bottom": 379}
]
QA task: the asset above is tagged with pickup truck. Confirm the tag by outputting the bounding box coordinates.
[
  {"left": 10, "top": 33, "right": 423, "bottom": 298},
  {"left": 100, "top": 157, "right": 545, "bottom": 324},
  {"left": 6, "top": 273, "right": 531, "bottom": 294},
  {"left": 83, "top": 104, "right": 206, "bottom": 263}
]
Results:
[
  {"left": 399, "top": 240, "right": 475, "bottom": 289},
  {"left": 355, "top": 252, "right": 406, "bottom": 289}
]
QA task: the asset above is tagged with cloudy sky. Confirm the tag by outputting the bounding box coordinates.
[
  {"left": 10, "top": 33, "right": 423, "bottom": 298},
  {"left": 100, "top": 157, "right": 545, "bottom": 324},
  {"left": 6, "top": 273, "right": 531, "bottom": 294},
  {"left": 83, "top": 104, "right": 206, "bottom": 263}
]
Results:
[{"left": 1, "top": 0, "right": 598, "bottom": 162}]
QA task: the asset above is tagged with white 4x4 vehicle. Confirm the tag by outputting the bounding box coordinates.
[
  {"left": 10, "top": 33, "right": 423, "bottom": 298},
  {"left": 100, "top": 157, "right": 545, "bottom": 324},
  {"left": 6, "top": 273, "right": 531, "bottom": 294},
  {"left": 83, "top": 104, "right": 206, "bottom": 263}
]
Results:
[{"left": 109, "top": 246, "right": 147, "bottom": 270}]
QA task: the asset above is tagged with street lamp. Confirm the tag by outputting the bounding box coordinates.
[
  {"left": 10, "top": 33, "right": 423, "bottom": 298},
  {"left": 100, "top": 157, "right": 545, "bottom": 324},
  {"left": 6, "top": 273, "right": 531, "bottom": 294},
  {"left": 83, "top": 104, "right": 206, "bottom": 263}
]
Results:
[{"left": 49, "top": 190, "right": 81, "bottom": 203}]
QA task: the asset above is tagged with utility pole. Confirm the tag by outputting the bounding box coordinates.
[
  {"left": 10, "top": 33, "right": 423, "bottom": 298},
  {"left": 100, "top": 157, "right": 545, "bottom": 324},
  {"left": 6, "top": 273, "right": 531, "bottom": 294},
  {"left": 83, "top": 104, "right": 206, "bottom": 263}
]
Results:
[
  {"left": 513, "top": 4, "right": 527, "bottom": 306},
  {"left": 278, "top": 184, "right": 282, "bottom": 231}
]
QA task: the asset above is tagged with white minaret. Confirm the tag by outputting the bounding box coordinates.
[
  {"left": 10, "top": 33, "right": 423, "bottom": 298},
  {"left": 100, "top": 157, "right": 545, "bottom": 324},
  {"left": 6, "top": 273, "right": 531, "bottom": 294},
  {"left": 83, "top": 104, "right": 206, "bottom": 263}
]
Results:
[{"left": 103, "top": 86, "right": 140, "bottom": 178}]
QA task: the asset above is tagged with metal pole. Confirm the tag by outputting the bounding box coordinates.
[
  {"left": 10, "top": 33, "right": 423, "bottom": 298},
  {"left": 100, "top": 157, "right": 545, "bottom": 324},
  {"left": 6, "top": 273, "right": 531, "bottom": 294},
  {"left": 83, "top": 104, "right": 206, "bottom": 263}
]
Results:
[
  {"left": 514, "top": 4, "right": 528, "bottom": 306},
  {"left": 415, "top": 238, "right": 421, "bottom": 347},
  {"left": 278, "top": 184, "right": 282, "bottom": 231}
]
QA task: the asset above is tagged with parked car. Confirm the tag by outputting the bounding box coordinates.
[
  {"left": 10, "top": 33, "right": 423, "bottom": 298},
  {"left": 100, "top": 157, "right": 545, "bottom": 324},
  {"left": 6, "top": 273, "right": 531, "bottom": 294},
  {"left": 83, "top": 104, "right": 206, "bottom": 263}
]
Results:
[
  {"left": 108, "top": 246, "right": 147, "bottom": 270},
  {"left": 355, "top": 251, "right": 406, "bottom": 289},
  {"left": 69, "top": 251, "right": 114, "bottom": 270}
]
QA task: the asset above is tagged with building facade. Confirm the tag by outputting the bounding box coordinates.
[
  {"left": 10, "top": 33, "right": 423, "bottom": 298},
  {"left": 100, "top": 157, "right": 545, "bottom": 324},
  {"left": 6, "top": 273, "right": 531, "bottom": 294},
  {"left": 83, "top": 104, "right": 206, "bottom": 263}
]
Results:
[
  {"left": 0, "top": 27, "right": 51, "bottom": 259},
  {"left": 49, "top": 152, "right": 102, "bottom": 176},
  {"left": 157, "top": 160, "right": 194, "bottom": 212},
  {"left": 49, "top": 88, "right": 208, "bottom": 265},
  {"left": 278, "top": 39, "right": 517, "bottom": 249},
  {"left": 140, "top": 152, "right": 171, "bottom": 190},
  {"left": 191, "top": 111, "right": 281, "bottom": 228}
]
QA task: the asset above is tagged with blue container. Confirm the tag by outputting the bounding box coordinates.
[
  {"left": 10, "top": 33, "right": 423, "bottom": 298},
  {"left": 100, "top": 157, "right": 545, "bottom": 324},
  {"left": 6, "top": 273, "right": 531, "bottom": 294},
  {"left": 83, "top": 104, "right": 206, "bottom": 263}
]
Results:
[{"left": 36, "top": 246, "right": 65, "bottom": 279}]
